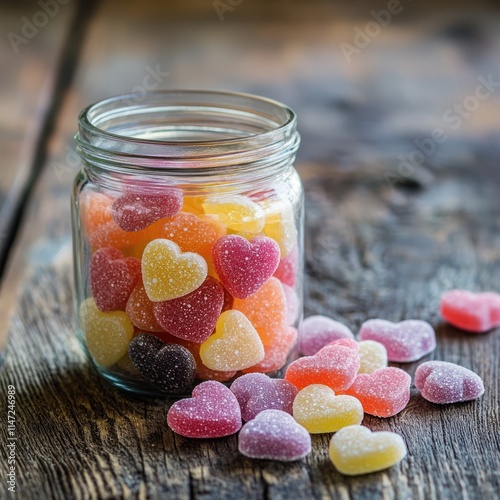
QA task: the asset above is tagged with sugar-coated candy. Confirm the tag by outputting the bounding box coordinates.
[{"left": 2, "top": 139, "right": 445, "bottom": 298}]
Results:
[
  {"left": 90, "top": 247, "right": 141, "bottom": 312},
  {"left": 285, "top": 338, "right": 360, "bottom": 391},
  {"left": 200, "top": 310, "right": 265, "bottom": 371},
  {"left": 329, "top": 425, "right": 407, "bottom": 476},
  {"left": 283, "top": 284, "right": 299, "bottom": 325},
  {"left": 202, "top": 195, "right": 265, "bottom": 234},
  {"left": 274, "top": 245, "right": 298, "bottom": 287},
  {"left": 142, "top": 239, "right": 208, "bottom": 302},
  {"left": 153, "top": 277, "right": 224, "bottom": 343},
  {"left": 167, "top": 381, "right": 242, "bottom": 438},
  {"left": 128, "top": 333, "right": 196, "bottom": 393},
  {"left": 182, "top": 195, "right": 205, "bottom": 215},
  {"left": 212, "top": 235, "right": 281, "bottom": 299},
  {"left": 231, "top": 373, "right": 299, "bottom": 421},
  {"left": 440, "top": 289, "right": 500, "bottom": 333},
  {"left": 238, "top": 410, "right": 311, "bottom": 461},
  {"left": 415, "top": 361, "right": 484, "bottom": 404},
  {"left": 263, "top": 203, "right": 297, "bottom": 257},
  {"left": 233, "top": 277, "right": 286, "bottom": 344},
  {"left": 80, "top": 298, "right": 134, "bottom": 367},
  {"left": 358, "top": 340, "right": 388, "bottom": 374},
  {"left": 293, "top": 384, "right": 363, "bottom": 434},
  {"left": 343, "top": 367, "right": 411, "bottom": 417},
  {"left": 359, "top": 319, "right": 436, "bottom": 363},
  {"left": 126, "top": 280, "right": 165, "bottom": 332},
  {"left": 111, "top": 190, "right": 183, "bottom": 232},
  {"left": 298, "top": 315, "right": 354, "bottom": 356}
]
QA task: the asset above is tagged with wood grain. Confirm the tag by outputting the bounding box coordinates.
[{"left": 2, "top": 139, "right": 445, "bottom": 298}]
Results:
[{"left": 1, "top": 0, "right": 499, "bottom": 498}]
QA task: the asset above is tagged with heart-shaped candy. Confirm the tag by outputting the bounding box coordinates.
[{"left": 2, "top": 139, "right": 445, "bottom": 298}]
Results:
[
  {"left": 415, "top": 361, "right": 484, "bottom": 404},
  {"left": 299, "top": 315, "right": 354, "bottom": 356},
  {"left": 285, "top": 338, "right": 360, "bottom": 391},
  {"left": 329, "top": 425, "right": 407, "bottom": 475},
  {"left": 128, "top": 333, "right": 197, "bottom": 393},
  {"left": 112, "top": 190, "right": 183, "bottom": 232},
  {"left": 167, "top": 381, "right": 242, "bottom": 438},
  {"left": 358, "top": 340, "right": 388, "bottom": 374},
  {"left": 199, "top": 310, "right": 265, "bottom": 371},
  {"left": 358, "top": 319, "right": 436, "bottom": 362},
  {"left": 80, "top": 298, "right": 135, "bottom": 367},
  {"left": 90, "top": 247, "right": 141, "bottom": 312},
  {"left": 263, "top": 202, "right": 297, "bottom": 257},
  {"left": 440, "top": 289, "right": 500, "bottom": 333},
  {"left": 126, "top": 280, "right": 165, "bottom": 332},
  {"left": 274, "top": 245, "right": 298, "bottom": 287},
  {"left": 343, "top": 367, "right": 411, "bottom": 417},
  {"left": 292, "top": 384, "right": 363, "bottom": 434},
  {"left": 212, "top": 235, "right": 280, "bottom": 299},
  {"left": 142, "top": 239, "right": 208, "bottom": 302},
  {"left": 230, "top": 373, "right": 299, "bottom": 421},
  {"left": 238, "top": 409, "right": 311, "bottom": 461},
  {"left": 153, "top": 277, "right": 224, "bottom": 343}
]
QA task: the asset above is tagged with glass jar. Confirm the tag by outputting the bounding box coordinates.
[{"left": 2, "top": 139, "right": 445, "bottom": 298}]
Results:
[{"left": 72, "top": 90, "right": 303, "bottom": 397}]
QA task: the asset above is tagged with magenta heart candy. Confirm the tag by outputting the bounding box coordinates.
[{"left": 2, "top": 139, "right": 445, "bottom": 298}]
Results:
[
  {"left": 230, "top": 373, "right": 299, "bottom": 421},
  {"left": 299, "top": 315, "right": 354, "bottom": 356},
  {"left": 238, "top": 409, "right": 311, "bottom": 461},
  {"left": 440, "top": 289, "right": 500, "bottom": 333},
  {"left": 212, "top": 235, "right": 280, "bottom": 299},
  {"left": 112, "top": 190, "right": 183, "bottom": 232},
  {"left": 273, "top": 245, "right": 298, "bottom": 287},
  {"left": 415, "top": 361, "right": 484, "bottom": 404},
  {"left": 167, "top": 381, "right": 242, "bottom": 438},
  {"left": 90, "top": 247, "right": 141, "bottom": 312},
  {"left": 153, "top": 277, "right": 224, "bottom": 343},
  {"left": 358, "top": 319, "right": 436, "bottom": 362}
]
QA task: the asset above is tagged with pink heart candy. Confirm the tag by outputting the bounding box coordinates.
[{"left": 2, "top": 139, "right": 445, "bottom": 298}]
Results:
[
  {"left": 112, "top": 190, "right": 183, "bottom": 232},
  {"left": 299, "top": 315, "right": 354, "bottom": 356},
  {"left": 90, "top": 247, "right": 141, "bottom": 312},
  {"left": 212, "top": 235, "right": 280, "bottom": 299},
  {"left": 167, "top": 381, "right": 242, "bottom": 438},
  {"left": 230, "top": 373, "right": 299, "bottom": 421},
  {"left": 358, "top": 319, "right": 436, "bottom": 362},
  {"left": 273, "top": 245, "right": 298, "bottom": 287},
  {"left": 415, "top": 361, "right": 484, "bottom": 404},
  {"left": 440, "top": 289, "right": 500, "bottom": 333}
]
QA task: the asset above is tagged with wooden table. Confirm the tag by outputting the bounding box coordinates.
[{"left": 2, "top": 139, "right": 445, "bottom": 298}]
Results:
[{"left": 1, "top": 1, "right": 499, "bottom": 498}]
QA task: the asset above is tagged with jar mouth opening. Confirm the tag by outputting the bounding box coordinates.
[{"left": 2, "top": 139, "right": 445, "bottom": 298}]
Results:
[{"left": 76, "top": 90, "right": 299, "bottom": 171}]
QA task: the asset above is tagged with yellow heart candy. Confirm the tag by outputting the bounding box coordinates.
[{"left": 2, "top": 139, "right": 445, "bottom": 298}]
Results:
[
  {"left": 200, "top": 310, "right": 265, "bottom": 371},
  {"left": 202, "top": 195, "right": 265, "bottom": 234},
  {"left": 80, "top": 298, "right": 134, "bottom": 367},
  {"left": 142, "top": 239, "right": 208, "bottom": 302},
  {"left": 329, "top": 425, "right": 407, "bottom": 475},
  {"left": 293, "top": 384, "right": 363, "bottom": 434},
  {"left": 358, "top": 340, "right": 388, "bottom": 374},
  {"left": 263, "top": 202, "right": 297, "bottom": 257}
]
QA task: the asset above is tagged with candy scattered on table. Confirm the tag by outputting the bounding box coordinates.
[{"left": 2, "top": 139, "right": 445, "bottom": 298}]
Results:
[
  {"left": 238, "top": 410, "right": 311, "bottom": 461},
  {"left": 128, "top": 333, "right": 197, "bottom": 393},
  {"left": 298, "top": 315, "right": 354, "bottom": 356},
  {"left": 357, "top": 340, "right": 388, "bottom": 374},
  {"left": 292, "top": 384, "right": 363, "bottom": 434},
  {"left": 231, "top": 373, "right": 299, "bottom": 421},
  {"left": 440, "top": 289, "right": 500, "bottom": 333},
  {"left": 167, "top": 381, "right": 242, "bottom": 438},
  {"left": 358, "top": 319, "right": 436, "bottom": 362},
  {"left": 343, "top": 367, "right": 411, "bottom": 418},
  {"left": 415, "top": 361, "right": 485, "bottom": 404},
  {"left": 329, "top": 425, "right": 407, "bottom": 476}
]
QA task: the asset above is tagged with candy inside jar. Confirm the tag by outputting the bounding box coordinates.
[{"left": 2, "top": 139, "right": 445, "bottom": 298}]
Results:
[{"left": 73, "top": 90, "right": 303, "bottom": 396}]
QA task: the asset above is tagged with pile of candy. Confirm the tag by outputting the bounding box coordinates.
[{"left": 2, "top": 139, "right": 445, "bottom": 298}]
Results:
[{"left": 79, "top": 186, "right": 301, "bottom": 392}]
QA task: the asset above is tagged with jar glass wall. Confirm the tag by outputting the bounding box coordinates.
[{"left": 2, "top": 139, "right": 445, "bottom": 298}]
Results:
[{"left": 72, "top": 90, "right": 303, "bottom": 397}]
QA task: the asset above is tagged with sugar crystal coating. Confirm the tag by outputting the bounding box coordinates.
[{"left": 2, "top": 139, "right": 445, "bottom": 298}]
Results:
[
  {"left": 359, "top": 319, "right": 436, "bottom": 363},
  {"left": 283, "top": 284, "right": 299, "bottom": 325},
  {"left": 293, "top": 384, "right": 363, "bottom": 434},
  {"left": 440, "top": 289, "right": 500, "bottom": 333},
  {"left": 167, "top": 381, "right": 242, "bottom": 438},
  {"left": 212, "top": 235, "right": 281, "bottom": 299},
  {"left": 126, "top": 280, "right": 165, "bottom": 332},
  {"left": 263, "top": 202, "right": 297, "bottom": 257},
  {"left": 358, "top": 340, "right": 388, "bottom": 374},
  {"left": 329, "top": 425, "right": 407, "bottom": 475},
  {"left": 274, "top": 245, "right": 298, "bottom": 287},
  {"left": 238, "top": 410, "right": 311, "bottom": 461},
  {"left": 230, "top": 373, "right": 299, "bottom": 421},
  {"left": 415, "top": 361, "right": 485, "bottom": 404},
  {"left": 299, "top": 316, "right": 354, "bottom": 356}
]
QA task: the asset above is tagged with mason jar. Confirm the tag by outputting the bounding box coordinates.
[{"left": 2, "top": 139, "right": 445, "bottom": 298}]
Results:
[{"left": 72, "top": 90, "right": 303, "bottom": 397}]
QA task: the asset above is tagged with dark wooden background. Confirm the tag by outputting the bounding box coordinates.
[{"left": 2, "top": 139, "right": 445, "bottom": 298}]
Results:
[{"left": 0, "top": 0, "right": 499, "bottom": 498}]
